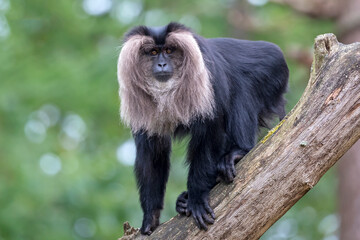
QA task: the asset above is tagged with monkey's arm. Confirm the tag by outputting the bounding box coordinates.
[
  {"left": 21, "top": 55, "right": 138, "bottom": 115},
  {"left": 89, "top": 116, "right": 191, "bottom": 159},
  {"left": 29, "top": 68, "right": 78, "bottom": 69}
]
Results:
[{"left": 133, "top": 132, "right": 171, "bottom": 235}]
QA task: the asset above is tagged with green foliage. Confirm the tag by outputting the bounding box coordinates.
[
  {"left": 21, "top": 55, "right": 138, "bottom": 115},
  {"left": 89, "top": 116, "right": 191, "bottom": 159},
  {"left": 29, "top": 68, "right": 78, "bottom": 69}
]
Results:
[{"left": 0, "top": 0, "right": 337, "bottom": 239}]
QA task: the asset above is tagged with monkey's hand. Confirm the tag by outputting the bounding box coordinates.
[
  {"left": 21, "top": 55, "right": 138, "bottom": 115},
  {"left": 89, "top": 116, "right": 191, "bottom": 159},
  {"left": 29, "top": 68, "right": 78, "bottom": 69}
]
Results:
[
  {"left": 217, "top": 150, "right": 244, "bottom": 183},
  {"left": 176, "top": 191, "right": 215, "bottom": 230}
]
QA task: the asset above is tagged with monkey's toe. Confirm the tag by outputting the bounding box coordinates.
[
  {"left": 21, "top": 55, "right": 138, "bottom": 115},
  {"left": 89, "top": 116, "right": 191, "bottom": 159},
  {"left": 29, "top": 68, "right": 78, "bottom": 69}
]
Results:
[
  {"left": 140, "top": 210, "right": 160, "bottom": 235},
  {"left": 140, "top": 221, "right": 159, "bottom": 235},
  {"left": 176, "top": 191, "right": 188, "bottom": 214},
  {"left": 140, "top": 223, "right": 153, "bottom": 235}
]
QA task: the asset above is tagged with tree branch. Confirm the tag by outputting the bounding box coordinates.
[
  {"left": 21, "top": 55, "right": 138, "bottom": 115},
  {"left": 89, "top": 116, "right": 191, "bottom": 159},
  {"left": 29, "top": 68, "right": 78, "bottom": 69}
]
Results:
[{"left": 119, "top": 34, "right": 360, "bottom": 240}]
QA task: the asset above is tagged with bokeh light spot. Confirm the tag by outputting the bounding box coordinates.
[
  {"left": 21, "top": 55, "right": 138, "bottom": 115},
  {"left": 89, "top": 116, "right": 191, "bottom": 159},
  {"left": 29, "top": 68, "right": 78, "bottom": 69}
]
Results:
[
  {"left": 144, "top": 9, "right": 169, "bottom": 26},
  {"left": 116, "top": 140, "right": 136, "bottom": 166},
  {"left": 83, "top": 0, "right": 112, "bottom": 16},
  {"left": 74, "top": 218, "right": 97, "bottom": 238},
  {"left": 318, "top": 214, "right": 339, "bottom": 236},
  {"left": 0, "top": 15, "right": 10, "bottom": 39},
  {"left": 60, "top": 113, "right": 87, "bottom": 150},
  {"left": 25, "top": 119, "right": 47, "bottom": 143},
  {"left": 114, "top": 0, "right": 142, "bottom": 25},
  {"left": 0, "top": 0, "right": 10, "bottom": 11},
  {"left": 39, "top": 153, "right": 62, "bottom": 176},
  {"left": 247, "top": 0, "right": 268, "bottom": 6}
]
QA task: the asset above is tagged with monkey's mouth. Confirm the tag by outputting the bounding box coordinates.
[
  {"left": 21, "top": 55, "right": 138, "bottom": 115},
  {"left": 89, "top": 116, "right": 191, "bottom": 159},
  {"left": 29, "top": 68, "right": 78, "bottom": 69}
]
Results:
[{"left": 153, "top": 72, "right": 173, "bottom": 82}]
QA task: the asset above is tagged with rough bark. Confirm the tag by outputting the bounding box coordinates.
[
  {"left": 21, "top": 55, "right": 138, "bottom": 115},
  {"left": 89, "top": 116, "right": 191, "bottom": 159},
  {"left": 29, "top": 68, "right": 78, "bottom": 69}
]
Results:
[{"left": 119, "top": 34, "right": 360, "bottom": 240}]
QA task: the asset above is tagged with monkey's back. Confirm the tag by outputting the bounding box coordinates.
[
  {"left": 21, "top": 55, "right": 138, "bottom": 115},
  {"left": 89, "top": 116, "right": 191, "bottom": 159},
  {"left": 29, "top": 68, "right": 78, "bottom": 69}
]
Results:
[{"left": 205, "top": 37, "right": 289, "bottom": 123}]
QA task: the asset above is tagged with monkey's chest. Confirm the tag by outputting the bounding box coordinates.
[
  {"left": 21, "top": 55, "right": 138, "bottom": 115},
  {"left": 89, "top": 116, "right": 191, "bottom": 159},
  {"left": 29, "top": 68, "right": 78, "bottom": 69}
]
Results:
[{"left": 148, "top": 95, "right": 191, "bottom": 136}]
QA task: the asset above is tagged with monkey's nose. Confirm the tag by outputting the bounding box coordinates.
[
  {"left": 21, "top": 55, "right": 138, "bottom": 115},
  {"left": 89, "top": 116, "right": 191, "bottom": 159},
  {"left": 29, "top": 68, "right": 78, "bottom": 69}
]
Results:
[{"left": 155, "top": 62, "right": 171, "bottom": 73}]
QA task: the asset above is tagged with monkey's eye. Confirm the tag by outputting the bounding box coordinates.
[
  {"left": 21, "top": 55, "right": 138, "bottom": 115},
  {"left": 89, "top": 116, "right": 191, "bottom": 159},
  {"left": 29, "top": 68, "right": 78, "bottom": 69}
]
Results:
[
  {"left": 165, "top": 48, "right": 172, "bottom": 54},
  {"left": 150, "top": 49, "right": 158, "bottom": 56}
]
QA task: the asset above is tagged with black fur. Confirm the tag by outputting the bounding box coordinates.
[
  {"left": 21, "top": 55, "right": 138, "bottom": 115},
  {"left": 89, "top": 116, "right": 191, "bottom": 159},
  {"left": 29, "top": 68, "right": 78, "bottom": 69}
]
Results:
[
  {"left": 125, "top": 22, "right": 289, "bottom": 235},
  {"left": 133, "top": 132, "right": 171, "bottom": 235}
]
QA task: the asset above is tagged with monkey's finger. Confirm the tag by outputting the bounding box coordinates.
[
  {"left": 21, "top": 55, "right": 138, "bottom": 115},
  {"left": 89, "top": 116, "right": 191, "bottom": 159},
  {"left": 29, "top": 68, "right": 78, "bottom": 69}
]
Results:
[
  {"left": 231, "top": 165, "right": 236, "bottom": 178},
  {"left": 175, "top": 203, "right": 187, "bottom": 214},
  {"left": 176, "top": 203, "right": 187, "bottom": 214},
  {"left": 226, "top": 167, "right": 234, "bottom": 182},
  {"left": 177, "top": 198, "right": 187, "bottom": 204},
  {"left": 203, "top": 213, "right": 215, "bottom": 224},
  {"left": 233, "top": 154, "right": 244, "bottom": 164},
  {"left": 218, "top": 163, "right": 226, "bottom": 176},
  {"left": 193, "top": 216, "right": 201, "bottom": 230},
  {"left": 177, "top": 201, "right": 187, "bottom": 208},
  {"left": 179, "top": 191, "right": 188, "bottom": 199},
  {"left": 186, "top": 209, "right": 191, "bottom": 217},
  {"left": 228, "top": 159, "right": 236, "bottom": 178},
  {"left": 204, "top": 202, "right": 215, "bottom": 219},
  {"left": 231, "top": 159, "right": 236, "bottom": 177},
  {"left": 195, "top": 215, "right": 208, "bottom": 231},
  {"left": 176, "top": 207, "right": 187, "bottom": 214}
]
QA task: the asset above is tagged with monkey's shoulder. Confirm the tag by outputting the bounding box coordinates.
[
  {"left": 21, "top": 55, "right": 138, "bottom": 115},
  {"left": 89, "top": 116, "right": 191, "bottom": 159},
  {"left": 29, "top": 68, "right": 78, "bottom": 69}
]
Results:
[
  {"left": 206, "top": 37, "right": 279, "bottom": 47},
  {"left": 205, "top": 37, "right": 283, "bottom": 57}
]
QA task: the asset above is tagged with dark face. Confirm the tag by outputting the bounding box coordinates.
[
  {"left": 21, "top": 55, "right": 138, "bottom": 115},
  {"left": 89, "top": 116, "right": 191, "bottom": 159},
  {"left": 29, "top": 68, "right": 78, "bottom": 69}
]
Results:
[
  {"left": 149, "top": 47, "right": 175, "bottom": 82},
  {"left": 131, "top": 25, "right": 186, "bottom": 83}
]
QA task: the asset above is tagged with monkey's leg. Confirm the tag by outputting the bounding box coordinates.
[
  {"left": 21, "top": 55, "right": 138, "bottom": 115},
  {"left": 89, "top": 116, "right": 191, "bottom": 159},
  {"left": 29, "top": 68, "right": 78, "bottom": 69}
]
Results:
[
  {"left": 217, "top": 103, "right": 257, "bottom": 183},
  {"left": 134, "top": 132, "right": 171, "bottom": 235},
  {"left": 217, "top": 148, "right": 246, "bottom": 183}
]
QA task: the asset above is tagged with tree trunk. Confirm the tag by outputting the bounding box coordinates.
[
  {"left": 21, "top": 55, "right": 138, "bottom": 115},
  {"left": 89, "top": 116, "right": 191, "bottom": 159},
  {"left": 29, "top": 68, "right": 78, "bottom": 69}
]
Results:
[
  {"left": 119, "top": 34, "right": 360, "bottom": 240},
  {"left": 339, "top": 142, "right": 360, "bottom": 239}
]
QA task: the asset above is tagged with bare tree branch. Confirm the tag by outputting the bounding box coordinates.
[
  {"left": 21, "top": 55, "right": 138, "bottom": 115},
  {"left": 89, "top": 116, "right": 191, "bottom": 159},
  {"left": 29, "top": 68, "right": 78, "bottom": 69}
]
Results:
[{"left": 119, "top": 34, "right": 360, "bottom": 240}]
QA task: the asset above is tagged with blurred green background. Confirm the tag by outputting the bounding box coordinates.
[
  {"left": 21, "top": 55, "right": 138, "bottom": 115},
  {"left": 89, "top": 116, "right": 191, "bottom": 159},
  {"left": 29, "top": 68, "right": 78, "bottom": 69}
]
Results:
[{"left": 0, "top": 0, "right": 339, "bottom": 239}]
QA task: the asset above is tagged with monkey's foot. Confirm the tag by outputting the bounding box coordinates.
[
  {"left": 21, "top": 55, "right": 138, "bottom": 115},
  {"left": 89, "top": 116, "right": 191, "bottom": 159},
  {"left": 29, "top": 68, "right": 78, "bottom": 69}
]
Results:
[
  {"left": 217, "top": 150, "right": 244, "bottom": 183},
  {"left": 176, "top": 191, "right": 188, "bottom": 215},
  {"left": 140, "top": 209, "right": 160, "bottom": 235}
]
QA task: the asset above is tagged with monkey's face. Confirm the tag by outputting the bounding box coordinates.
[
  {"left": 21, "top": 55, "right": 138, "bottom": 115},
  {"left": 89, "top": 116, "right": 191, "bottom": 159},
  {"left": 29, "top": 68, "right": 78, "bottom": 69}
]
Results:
[
  {"left": 148, "top": 47, "right": 174, "bottom": 82},
  {"left": 140, "top": 43, "right": 183, "bottom": 82}
]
